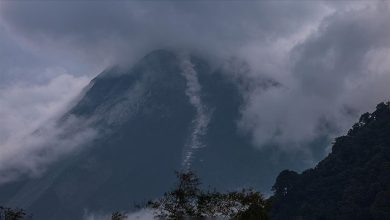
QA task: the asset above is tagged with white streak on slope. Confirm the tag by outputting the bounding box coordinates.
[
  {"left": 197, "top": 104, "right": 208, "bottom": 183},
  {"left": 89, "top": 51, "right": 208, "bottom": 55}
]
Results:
[{"left": 180, "top": 56, "right": 210, "bottom": 169}]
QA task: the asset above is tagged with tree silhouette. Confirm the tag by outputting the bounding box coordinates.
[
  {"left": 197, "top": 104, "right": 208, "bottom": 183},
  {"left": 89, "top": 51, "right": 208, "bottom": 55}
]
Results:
[
  {"left": 111, "top": 211, "right": 127, "bottom": 220},
  {"left": 148, "top": 171, "right": 200, "bottom": 219},
  {"left": 148, "top": 171, "right": 269, "bottom": 219},
  {"left": 0, "top": 206, "right": 27, "bottom": 220}
]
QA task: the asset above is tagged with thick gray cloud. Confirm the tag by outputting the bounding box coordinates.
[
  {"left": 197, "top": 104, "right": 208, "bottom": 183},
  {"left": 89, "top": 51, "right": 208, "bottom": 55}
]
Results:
[
  {"left": 240, "top": 1, "right": 390, "bottom": 153},
  {"left": 0, "top": 0, "right": 390, "bottom": 180},
  {"left": 0, "top": 1, "right": 330, "bottom": 67}
]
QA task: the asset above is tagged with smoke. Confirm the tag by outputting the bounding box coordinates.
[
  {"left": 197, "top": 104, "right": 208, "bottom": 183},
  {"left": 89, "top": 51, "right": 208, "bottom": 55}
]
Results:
[{"left": 180, "top": 55, "right": 211, "bottom": 169}]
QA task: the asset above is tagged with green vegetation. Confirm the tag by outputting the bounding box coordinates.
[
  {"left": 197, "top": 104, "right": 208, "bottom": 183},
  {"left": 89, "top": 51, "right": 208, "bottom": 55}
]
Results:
[
  {"left": 147, "top": 171, "right": 270, "bottom": 219},
  {"left": 271, "top": 102, "right": 390, "bottom": 220}
]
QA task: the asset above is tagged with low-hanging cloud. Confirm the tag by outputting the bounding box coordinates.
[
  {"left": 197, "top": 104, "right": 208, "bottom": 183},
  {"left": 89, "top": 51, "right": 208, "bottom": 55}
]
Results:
[
  {"left": 239, "top": 2, "right": 390, "bottom": 152},
  {"left": 1, "top": 0, "right": 390, "bottom": 177},
  {"left": 0, "top": 73, "right": 94, "bottom": 183},
  {"left": 0, "top": 1, "right": 331, "bottom": 68}
]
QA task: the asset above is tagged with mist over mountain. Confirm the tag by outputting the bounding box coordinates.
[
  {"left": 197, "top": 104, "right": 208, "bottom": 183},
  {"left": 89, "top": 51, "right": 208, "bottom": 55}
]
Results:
[
  {"left": 1, "top": 1, "right": 390, "bottom": 220},
  {"left": 0, "top": 50, "right": 325, "bottom": 220},
  {"left": 3, "top": 2, "right": 390, "bottom": 184}
]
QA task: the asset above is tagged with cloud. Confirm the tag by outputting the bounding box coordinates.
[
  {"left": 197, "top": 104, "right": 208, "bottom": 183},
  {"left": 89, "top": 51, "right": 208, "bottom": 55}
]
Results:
[
  {"left": 0, "top": 0, "right": 336, "bottom": 177},
  {"left": 0, "top": 1, "right": 331, "bottom": 68},
  {"left": 0, "top": 8, "right": 103, "bottom": 85},
  {"left": 0, "top": 0, "right": 390, "bottom": 175},
  {"left": 239, "top": 2, "right": 390, "bottom": 152},
  {"left": 0, "top": 73, "right": 93, "bottom": 183}
]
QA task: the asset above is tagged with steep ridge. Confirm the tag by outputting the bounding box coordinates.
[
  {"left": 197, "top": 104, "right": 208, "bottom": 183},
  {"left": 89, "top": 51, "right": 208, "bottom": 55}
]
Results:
[
  {"left": 0, "top": 50, "right": 195, "bottom": 219},
  {"left": 271, "top": 102, "right": 390, "bottom": 220}
]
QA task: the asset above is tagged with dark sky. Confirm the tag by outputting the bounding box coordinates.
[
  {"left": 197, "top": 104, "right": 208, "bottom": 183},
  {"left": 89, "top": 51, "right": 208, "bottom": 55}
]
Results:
[{"left": 1, "top": 0, "right": 390, "bottom": 182}]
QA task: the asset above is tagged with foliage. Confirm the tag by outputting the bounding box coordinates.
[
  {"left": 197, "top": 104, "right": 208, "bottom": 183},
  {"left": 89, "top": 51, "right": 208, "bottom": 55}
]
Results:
[
  {"left": 148, "top": 171, "right": 269, "bottom": 219},
  {"left": 111, "top": 211, "right": 127, "bottom": 220},
  {"left": 271, "top": 102, "right": 390, "bottom": 220},
  {"left": 0, "top": 207, "right": 27, "bottom": 220},
  {"left": 148, "top": 171, "right": 200, "bottom": 218}
]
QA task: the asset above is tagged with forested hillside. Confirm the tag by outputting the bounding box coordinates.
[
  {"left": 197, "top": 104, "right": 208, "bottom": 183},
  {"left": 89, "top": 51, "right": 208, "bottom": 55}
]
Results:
[{"left": 271, "top": 102, "right": 390, "bottom": 220}]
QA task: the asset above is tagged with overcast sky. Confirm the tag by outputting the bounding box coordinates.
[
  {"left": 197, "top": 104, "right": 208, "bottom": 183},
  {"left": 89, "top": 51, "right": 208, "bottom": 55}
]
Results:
[{"left": 1, "top": 0, "right": 390, "bottom": 181}]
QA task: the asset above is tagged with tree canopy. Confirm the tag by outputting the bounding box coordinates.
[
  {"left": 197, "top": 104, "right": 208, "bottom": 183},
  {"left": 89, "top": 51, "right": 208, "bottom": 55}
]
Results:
[
  {"left": 148, "top": 171, "right": 270, "bottom": 219},
  {"left": 271, "top": 102, "right": 390, "bottom": 220}
]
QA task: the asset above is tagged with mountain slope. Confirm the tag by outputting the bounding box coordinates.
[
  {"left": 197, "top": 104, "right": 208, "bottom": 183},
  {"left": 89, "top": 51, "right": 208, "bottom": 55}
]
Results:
[
  {"left": 0, "top": 50, "right": 324, "bottom": 220},
  {"left": 271, "top": 102, "right": 390, "bottom": 220},
  {"left": 1, "top": 50, "right": 194, "bottom": 219}
]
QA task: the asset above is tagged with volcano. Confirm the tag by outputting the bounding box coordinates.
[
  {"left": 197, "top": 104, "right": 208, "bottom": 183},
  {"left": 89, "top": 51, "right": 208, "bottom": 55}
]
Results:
[{"left": 0, "top": 50, "right": 314, "bottom": 220}]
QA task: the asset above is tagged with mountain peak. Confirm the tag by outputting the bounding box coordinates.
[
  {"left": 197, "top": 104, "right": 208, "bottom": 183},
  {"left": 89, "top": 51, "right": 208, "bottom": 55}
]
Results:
[
  {"left": 94, "top": 49, "right": 178, "bottom": 80},
  {"left": 69, "top": 49, "right": 188, "bottom": 117}
]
